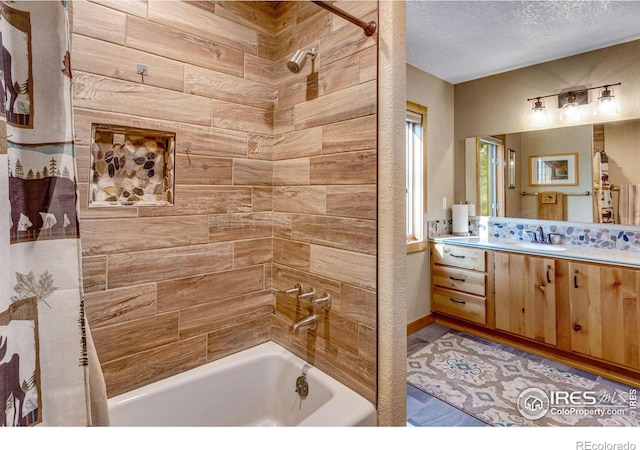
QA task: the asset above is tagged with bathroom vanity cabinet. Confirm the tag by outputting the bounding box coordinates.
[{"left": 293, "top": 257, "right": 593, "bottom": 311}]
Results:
[
  {"left": 429, "top": 241, "right": 640, "bottom": 385},
  {"left": 569, "top": 262, "right": 640, "bottom": 370},
  {"left": 494, "top": 252, "right": 557, "bottom": 346},
  {"left": 430, "top": 243, "right": 487, "bottom": 325}
]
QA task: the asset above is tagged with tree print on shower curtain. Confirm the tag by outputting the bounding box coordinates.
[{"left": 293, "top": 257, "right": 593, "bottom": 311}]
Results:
[{"left": 0, "top": 1, "right": 89, "bottom": 426}]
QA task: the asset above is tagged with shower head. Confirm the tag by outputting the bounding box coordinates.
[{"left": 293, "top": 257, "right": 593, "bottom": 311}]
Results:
[{"left": 287, "top": 48, "right": 318, "bottom": 74}]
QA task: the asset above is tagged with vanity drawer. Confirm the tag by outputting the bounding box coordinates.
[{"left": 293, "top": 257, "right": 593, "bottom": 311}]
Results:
[
  {"left": 432, "top": 266, "right": 485, "bottom": 296},
  {"left": 431, "top": 243, "right": 486, "bottom": 272},
  {"left": 432, "top": 286, "right": 486, "bottom": 325}
]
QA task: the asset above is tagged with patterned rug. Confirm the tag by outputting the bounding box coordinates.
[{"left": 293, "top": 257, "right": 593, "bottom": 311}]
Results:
[{"left": 407, "top": 333, "right": 639, "bottom": 427}]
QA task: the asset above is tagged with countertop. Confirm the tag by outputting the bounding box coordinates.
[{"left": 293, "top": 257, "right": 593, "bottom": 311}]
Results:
[{"left": 431, "top": 235, "right": 640, "bottom": 269}]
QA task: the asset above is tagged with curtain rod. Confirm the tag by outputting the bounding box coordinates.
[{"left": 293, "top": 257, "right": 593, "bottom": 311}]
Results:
[{"left": 312, "top": 1, "right": 377, "bottom": 36}]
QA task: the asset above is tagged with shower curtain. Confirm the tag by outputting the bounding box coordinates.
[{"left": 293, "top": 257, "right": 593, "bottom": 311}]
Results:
[{"left": 1, "top": 1, "right": 99, "bottom": 426}]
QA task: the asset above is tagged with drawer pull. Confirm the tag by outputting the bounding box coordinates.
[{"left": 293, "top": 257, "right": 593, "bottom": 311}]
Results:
[
  {"left": 449, "top": 276, "right": 466, "bottom": 282},
  {"left": 546, "top": 265, "right": 552, "bottom": 284},
  {"left": 449, "top": 253, "right": 466, "bottom": 258},
  {"left": 573, "top": 269, "right": 579, "bottom": 288},
  {"left": 573, "top": 323, "right": 582, "bottom": 332},
  {"left": 449, "top": 298, "right": 466, "bottom": 305}
]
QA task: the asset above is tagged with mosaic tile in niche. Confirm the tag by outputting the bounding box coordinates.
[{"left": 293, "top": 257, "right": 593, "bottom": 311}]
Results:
[{"left": 89, "top": 124, "right": 175, "bottom": 207}]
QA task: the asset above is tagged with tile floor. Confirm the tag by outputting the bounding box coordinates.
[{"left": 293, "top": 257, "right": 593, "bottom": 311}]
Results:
[{"left": 406, "top": 323, "right": 634, "bottom": 427}]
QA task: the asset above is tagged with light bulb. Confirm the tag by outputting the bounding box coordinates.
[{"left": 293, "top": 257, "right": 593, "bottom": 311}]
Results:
[
  {"left": 530, "top": 99, "right": 548, "bottom": 125},
  {"left": 560, "top": 93, "right": 581, "bottom": 121},
  {"left": 595, "top": 87, "right": 618, "bottom": 115},
  {"left": 562, "top": 103, "right": 580, "bottom": 119}
]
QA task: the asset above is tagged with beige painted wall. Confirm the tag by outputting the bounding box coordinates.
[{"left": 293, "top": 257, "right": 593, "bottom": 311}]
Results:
[
  {"left": 604, "top": 119, "right": 640, "bottom": 187},
  {"left": 407, "top": 64, "right": 455, "bottom": 222},
  {"left": 455, "top": 39, "right": 640, "bottom": 203},
  {"left": 406, "top": 64, "right": 454, "bottom": 324},
  {"left": 516, "top": 125, "right": 593, "bottom": 222},
  {"left": 504, "top": 133, "right": 522, "bottom": 217}
]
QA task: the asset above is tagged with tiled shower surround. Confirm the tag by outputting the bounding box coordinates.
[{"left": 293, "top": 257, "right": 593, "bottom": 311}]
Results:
[
  {"left": 73, "top": 1, "right": 378, "bottom": 402},
  {"left": 428, "top": 217, "right": 640, "bottom": 253}
]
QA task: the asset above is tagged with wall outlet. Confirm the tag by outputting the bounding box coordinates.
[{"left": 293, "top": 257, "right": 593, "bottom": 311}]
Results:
[{"left": 442, "top": 197, "right": 447, "bottom": 209}]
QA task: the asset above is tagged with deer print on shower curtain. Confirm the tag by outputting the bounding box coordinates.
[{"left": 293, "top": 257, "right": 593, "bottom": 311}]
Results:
[{"left": 0, "top": 336, "right": 25, "bottom": 427}]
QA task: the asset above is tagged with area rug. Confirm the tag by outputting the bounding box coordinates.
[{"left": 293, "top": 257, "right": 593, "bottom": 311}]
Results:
[{"left": 408, "top": 332, "right": 639, "bottom": 427}]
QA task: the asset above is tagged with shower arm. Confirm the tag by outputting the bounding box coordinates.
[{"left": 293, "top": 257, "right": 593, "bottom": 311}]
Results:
[{"left": 311, "top": 1, "right": 377, "bottom": 37}]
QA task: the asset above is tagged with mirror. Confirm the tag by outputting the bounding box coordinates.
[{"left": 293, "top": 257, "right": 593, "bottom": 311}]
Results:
[{"left": 467, "top": 118, "right": 640, "bottom": 224}]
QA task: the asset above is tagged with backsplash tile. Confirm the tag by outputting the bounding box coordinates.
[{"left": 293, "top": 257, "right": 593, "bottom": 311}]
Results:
[
  {"left": 426, "top": 217, "right": 480, "bottom": 238},
  {"left": 428, "top": 217, "right": 640, "bottom": 253}
]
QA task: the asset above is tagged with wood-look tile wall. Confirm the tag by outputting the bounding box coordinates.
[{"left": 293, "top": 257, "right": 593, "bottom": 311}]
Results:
[
  {"left": 72, "top": 0, "right": 378, "bottom": 403},
  {"left": 270, "top": 1, "right": 378, "bottom": 403}
]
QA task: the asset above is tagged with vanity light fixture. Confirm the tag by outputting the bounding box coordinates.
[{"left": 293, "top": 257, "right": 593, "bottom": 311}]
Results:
[
  {"left": 530, "top": 97, "right": 548, "bottom": 125},
  {"left": 526, "top": 82, "right": 621, "bottom": 124},
  {"left": 559, "top": 91, "right": 583, "bottom": 121},
  {"left": 595, "top": 85, "right": 619, "bottom": 115}
]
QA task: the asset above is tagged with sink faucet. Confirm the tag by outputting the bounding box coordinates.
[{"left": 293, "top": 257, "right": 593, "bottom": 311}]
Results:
[
  {"left": 290, "top": 313, "right": 317, "bottom": 333},
  {"left": 525, "top": 227, "right": 564, "bottom": 245},
  {"left": 524, "top": 230, "right": 539, "bottom": 243},
  {"left": 536, "top": 226, "right": 544, "bottom": 243},
  {"left": 546, "top": 232, "right": 564, "bottom": 244}
]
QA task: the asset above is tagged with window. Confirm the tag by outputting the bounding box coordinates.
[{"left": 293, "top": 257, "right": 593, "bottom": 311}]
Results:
[
  {"left": 467, "top": 136, "right": 505, "bottom": 217},
  {"left": 406, "top": 101, "right": 427, "bottom": 253}
]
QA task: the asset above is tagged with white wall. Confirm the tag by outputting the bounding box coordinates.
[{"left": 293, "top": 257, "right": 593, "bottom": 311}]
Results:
[{"left": 406, "top": 64, "right": 454, "bottom": 324}]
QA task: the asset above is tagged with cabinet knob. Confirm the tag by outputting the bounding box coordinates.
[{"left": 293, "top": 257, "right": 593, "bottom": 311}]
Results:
[
  {"left": 613, "top": 281, "right": 621, "bottom": 287},
  {"left": 573, "top": 323, "right": 582, "bottom": 332}
]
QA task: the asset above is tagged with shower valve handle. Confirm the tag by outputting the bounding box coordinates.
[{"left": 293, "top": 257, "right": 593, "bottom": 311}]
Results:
[
  {"left": 312, "top": 293, "right": 331, "bottom": 311},
  {"left": 285, "top": 284, "right": 302, "bottom": 297}
]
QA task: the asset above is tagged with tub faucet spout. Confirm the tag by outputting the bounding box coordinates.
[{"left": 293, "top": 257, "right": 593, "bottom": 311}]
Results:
[{"left": 290, "top": 313, "right": 317, "bottom": 333}]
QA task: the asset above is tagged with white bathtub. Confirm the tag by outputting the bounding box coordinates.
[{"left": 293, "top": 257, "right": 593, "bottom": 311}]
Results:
[{"left": 107, "top": 341, "right": 377, "bottom": 426}]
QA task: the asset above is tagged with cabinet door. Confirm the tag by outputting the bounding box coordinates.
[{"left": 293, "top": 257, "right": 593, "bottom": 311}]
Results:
[
  {"left": 495, "top": 252, "right": 557, "bottom": 346},
  {"left": 569, "top": 263, "right": 640, "bottom": 369}
]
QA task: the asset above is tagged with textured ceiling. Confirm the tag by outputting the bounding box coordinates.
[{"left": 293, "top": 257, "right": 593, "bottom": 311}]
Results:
[{"left": 406, "top": 0, "right": 640, "bottom": 84}]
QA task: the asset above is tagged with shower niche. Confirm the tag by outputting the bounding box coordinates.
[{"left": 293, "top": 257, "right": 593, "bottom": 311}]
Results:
[{"left": 89, "top": 124, "right": 175, "bottom": 207}]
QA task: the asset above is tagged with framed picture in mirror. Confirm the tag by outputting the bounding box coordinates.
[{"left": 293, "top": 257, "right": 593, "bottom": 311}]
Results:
[
  {"left": 507, "top": 148, "right": 516, "bottom": 189},
  {"left": 529, "top": 153, "right": 578, "bottom": 186}
]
